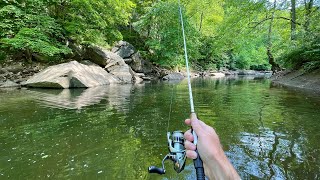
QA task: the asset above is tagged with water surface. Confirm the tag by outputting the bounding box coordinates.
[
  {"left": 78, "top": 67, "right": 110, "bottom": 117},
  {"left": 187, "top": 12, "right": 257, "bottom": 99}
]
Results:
[{"left": 0, "top": 77, "right": 319, "bottom": 179}]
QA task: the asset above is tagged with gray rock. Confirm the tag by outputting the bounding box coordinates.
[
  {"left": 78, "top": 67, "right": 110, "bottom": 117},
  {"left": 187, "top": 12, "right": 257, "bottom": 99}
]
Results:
[
  {"left": 238, "top": 70, "right": 257, "bottom": 75},
  {"left": 24, "top": 61, "right": 120, "bottom": 88},
  {"left": 85, "top": 45, "right": 109, "bottom": 66},
  {"left": 209, "top": 72, "right": 225, "bottom": 78},
  {"left": 4, "top": 64, "right": 24, "bottom": 73},
  {"left": 68, "top": 42, "right": 84, "bottom": 60},
  {"left": 133, "top": 76, "right": 144, "bottom": 84},
  {"left": 142, "top": 76, "right": 152, "bottom": 81},
  {"left": 163, "top": 73, "right": 185, "bottom": 80},
  {"left": 135, "top": 73, "right": 145, "bottom": 78},
  {"left": 123, "top": 58, "right": 133, "bottom": 64},
  {"left": 113, "top": 41, "right": 135, "bottom": 58},
  {"left": 79, "top": 60, "right": 100, "bottom": 67},
  {"left": 130, "top": 52, "right": 153, "bottom": 74},
  {"left": 0, "top": 80, "right": 20, "bottom": 88},
  {"left": 84, "top": 45, "right": 134, "bottom": 84},
  {"left": 104, "top": 52, "right": 133, "bottom": 84},
  {"left": 0, "top": 68, "right": 8, "bottom": 74}
]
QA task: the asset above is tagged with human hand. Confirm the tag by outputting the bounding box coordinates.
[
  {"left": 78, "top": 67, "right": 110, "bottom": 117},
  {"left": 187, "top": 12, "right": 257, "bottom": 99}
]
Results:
[{"left": 184, "top": 114, "right": 240, "bottom": 180}]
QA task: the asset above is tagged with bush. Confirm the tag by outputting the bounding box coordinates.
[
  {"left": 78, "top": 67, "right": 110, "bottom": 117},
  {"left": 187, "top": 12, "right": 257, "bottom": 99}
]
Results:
[
  {"left": 281, "top": 36, "right": 320, "bottom": 69},
  {"left": 1, "top": 28, "right": 71, "bottom": 61}
]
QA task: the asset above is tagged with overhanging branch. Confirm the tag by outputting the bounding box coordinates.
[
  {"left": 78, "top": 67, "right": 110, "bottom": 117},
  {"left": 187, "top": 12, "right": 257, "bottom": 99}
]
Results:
[{"left": 250, "top": 16, "right": 301, "bottom": 28}]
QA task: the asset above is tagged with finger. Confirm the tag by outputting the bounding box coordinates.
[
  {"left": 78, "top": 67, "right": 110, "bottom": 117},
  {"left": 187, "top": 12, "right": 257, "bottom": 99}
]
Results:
[
  {"left": 186, "top": 150, "right": 197, "bottom": 159},
  {"left": 185, "top": 119, "right": 191, "bottom": 126},
  {"left": 190, "top": 118, "right": 203, "bottom": 136},
  {"left": 184, "top": 140, "right": 196, "bottom": 151},
  {"left": 184, "top": 129, "right": 194, "bottom": 142}
]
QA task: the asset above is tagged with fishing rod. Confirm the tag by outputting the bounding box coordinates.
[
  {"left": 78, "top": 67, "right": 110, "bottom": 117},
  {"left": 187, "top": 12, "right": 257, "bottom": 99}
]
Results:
[{"left": 148, "top": 1, "right": 205, "bottom": 179}]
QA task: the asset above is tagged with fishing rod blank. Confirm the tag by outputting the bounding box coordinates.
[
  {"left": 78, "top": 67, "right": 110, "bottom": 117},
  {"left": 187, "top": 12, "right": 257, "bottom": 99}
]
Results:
[{"left": 178, "top": 0, "right": 205, "bottom": 179}]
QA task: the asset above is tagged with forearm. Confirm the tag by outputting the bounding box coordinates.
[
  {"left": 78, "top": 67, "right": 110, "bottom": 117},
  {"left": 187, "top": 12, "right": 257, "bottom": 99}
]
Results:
[{"left": 205, "top": 147, "right": 240, "bottom": 180}]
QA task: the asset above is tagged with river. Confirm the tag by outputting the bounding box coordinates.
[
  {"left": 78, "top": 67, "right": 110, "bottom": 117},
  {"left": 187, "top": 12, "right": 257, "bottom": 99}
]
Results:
[{"left": 0, "top": 77, "right": 319, "bottom": 179}]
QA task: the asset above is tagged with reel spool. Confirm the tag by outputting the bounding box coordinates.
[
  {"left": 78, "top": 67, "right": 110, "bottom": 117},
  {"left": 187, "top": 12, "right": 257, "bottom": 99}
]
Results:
[{"left": 148, "top": 131, "right": 186, "bottom": 174}]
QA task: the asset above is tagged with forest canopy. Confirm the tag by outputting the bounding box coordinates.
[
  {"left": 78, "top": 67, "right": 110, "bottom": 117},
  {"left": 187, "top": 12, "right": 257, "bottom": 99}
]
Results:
[{"left": 0, "top": 0, "right": 319, "bottom": 71}]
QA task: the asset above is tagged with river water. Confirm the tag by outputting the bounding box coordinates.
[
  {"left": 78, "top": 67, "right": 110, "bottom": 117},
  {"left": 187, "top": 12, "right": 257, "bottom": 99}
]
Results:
[{"left": 0, "top": 77, "right": 319, "bottom": 179}]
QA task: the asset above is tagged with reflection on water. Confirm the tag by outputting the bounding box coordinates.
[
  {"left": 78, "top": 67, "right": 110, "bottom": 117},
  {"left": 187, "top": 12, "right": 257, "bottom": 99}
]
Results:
[
  {"left": 0, "top": 77, "right": 320, "bottom": 179},
  {"left": 27, "top": 85, "right": 134, "bottom": 110}
]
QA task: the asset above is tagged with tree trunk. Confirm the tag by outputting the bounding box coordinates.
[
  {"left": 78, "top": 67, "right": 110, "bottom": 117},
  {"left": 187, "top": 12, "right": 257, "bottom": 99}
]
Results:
[
  {"left": 304, "top": 0, "right": 314, "bottom": 34},
  {"left": 267, "top": 0, "right": 281, "bottom": 74},
  {"left": 199, "top": 12, "right": 204, "bottom": 32},
  {"left": 290, "top": 0, "right": 296, "bottom": 40}
]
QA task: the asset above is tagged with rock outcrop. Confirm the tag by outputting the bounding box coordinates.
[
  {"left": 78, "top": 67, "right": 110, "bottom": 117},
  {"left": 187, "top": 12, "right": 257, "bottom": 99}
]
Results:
[
  {"left": 112, "top": 41, "right": 135, "bottom": 59},
  {"left": 85, "top": 45, "right": 134, "bottom": 83},
  {"left": 104, "top": 51, "right": 133, "bottom": 83},
  {"left": 24, "top": 61, "right": 120, "bottom": 88},
  {"left": 112, "top": 41, "right": 153, "bottom": 74}
]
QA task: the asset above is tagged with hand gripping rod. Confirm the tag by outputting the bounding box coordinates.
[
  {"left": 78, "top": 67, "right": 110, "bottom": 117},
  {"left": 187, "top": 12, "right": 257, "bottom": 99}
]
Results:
[{"left": 178, "top": 1, "right": 205, "bottom": 179}]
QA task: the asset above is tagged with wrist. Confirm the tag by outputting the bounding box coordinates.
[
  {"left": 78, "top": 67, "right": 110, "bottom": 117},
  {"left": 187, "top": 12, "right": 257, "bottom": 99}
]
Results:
[{"left": 206, "top": 147, "right": 240, "bottom": 180}]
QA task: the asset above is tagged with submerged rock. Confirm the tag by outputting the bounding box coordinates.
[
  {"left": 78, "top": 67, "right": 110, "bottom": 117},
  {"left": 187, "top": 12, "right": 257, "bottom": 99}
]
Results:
[{"left": 24, "top": 61, "right": 120, "bottom": 88}]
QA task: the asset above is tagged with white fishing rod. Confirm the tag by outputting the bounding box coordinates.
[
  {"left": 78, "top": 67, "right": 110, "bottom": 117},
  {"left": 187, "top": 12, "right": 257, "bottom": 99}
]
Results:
[
  {"left": 148, "top": 1, "right": 205, "bottom": 179},
  {"left": 178, "top": 0, "right": 205, "bottom": 179}
]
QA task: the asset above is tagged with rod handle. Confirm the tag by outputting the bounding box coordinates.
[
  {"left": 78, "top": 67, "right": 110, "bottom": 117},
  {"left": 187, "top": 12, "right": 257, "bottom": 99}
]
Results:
[
  {"left": 193, "top": 150, "right": 205, "bottom": 180},
  {"left": 190, "top": 113, "right": 205, "bottom": 180}
]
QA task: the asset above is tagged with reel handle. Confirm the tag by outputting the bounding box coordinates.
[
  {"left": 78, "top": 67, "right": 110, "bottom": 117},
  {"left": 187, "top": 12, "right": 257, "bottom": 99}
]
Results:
[
  {"left": 190, "top": 113, "right": 206, "bottom": 180},
  {"left": 148, "top": 166, "right": 165, "bottom": 174}
]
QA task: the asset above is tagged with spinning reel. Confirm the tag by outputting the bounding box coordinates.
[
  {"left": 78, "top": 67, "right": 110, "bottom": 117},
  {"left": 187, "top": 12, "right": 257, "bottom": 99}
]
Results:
[{"left": 148, "top": 131, "right": 186, "bottom": 174}]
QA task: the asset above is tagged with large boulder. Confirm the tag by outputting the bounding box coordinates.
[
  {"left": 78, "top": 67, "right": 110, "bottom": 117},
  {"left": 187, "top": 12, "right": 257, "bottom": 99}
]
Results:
[
  {"left": 85, "top": 45, "right": 109, "bottom": 66},
  {"left": 24, "top": 61, "right": 120, "bottom": 88},
  {"left": 104, "top": 51, "right": 133, "bottom": 83},
  {"left": 85, "top": 45, "right": 134, "bottom": 83},
  {"left": 112, "top": 41, "right": 135, "bottom": 58}
]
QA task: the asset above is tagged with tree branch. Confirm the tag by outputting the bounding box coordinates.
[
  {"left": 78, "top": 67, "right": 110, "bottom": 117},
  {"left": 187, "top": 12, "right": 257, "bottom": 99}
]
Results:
[{"left": 250, "top": 16, "right": 301, "bottom": 28}]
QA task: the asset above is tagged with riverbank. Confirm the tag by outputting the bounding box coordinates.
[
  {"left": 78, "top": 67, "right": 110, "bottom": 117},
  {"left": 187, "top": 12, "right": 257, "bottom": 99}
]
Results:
[{"left": 272, "top": 68, "right": 320, "bottom": 92}]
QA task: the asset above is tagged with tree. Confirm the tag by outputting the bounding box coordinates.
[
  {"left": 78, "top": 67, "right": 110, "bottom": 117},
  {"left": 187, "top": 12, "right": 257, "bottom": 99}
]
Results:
[
  {"left": 134, "top": 1, "right": 201, "bottom": 67},
  {"left": 291, "top": 0, "right": 296, "bottom": 40},
  {"left": 266, "top": 0, "right": 281, "bottom": 73}
]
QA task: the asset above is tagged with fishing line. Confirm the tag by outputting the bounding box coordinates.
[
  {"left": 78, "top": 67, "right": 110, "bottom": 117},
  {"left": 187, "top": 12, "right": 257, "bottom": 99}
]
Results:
[{"left": 167, "top": 84, "right": 175, "bottom": 133}]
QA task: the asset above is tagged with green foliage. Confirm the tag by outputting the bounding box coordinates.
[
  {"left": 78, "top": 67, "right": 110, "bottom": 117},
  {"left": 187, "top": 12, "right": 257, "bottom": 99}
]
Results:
[
  {"left": 0, "top": 0, "right": 319, "bottom": 69},
  {"left": 1, "top": 28, "right": 71, "bottom": 59},
  {"left": 63, "top": 0, "right": 135, "bottom": 45},
  {"left": 134, "top": 1, "right": 201, "bottom": 67},
  {"left": 0, "top": 5, "right": 25, "bottom": 38},
  {"left": 0, "top": 0, "right": 135, "bottom": 62},
  {"left": 281, "top": 38, "right": 320, "bottom": 69}
]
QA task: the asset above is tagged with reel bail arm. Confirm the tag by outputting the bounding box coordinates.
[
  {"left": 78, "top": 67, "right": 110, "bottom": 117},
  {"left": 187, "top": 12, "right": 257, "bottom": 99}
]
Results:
[{"left": 148, "top": 131, "right": 186, "bottom": 175}]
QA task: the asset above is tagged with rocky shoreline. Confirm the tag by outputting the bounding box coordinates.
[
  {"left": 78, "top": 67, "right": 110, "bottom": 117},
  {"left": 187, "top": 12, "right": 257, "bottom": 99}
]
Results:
[
  {"left": 271, "top": 68, "right": 320, "bottom": 92},
  {"left": 0, "top": 41, "right": 273, "bottom": 89}
]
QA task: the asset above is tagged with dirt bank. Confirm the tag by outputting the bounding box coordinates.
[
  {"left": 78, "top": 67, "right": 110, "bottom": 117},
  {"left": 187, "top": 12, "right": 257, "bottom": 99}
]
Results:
[{"left": 272, "top": 69, "right": 320, "bottom": 92}]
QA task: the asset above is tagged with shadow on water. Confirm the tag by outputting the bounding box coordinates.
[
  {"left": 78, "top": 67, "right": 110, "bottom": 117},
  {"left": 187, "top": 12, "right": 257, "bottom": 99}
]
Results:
[{"left": 0, "top": 77, "right": 319, "bottom": 179}]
